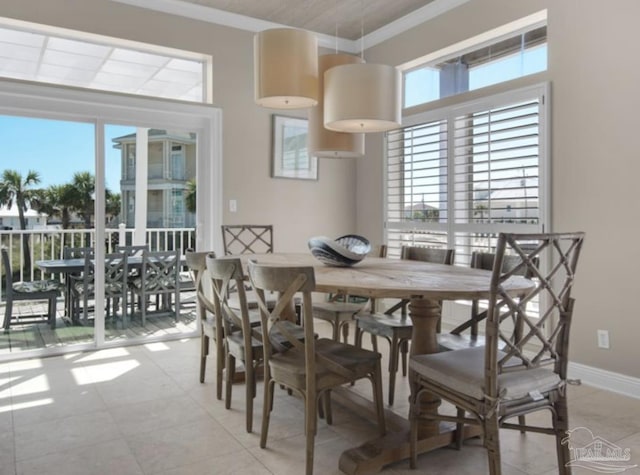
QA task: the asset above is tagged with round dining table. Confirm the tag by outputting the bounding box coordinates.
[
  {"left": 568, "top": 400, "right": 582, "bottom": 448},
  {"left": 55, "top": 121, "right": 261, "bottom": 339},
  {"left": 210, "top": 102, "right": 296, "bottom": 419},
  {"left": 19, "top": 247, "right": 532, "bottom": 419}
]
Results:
[{"left": 241, "top": 252, "right": 534, "bottom": 474}]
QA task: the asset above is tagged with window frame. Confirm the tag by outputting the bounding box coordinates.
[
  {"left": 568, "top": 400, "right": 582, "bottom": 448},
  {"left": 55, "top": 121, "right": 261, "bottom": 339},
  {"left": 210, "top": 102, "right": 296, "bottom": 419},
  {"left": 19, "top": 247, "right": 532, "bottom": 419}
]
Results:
[{"left": 384, "top": 82, "right": 550, "bottom": 261}]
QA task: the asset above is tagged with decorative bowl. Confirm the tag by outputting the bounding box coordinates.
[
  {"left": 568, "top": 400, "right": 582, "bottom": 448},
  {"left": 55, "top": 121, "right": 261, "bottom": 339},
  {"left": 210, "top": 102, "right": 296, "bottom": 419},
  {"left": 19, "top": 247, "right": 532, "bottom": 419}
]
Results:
[{"left": 307, "top": 234, "right": 371, "bottom": 267}]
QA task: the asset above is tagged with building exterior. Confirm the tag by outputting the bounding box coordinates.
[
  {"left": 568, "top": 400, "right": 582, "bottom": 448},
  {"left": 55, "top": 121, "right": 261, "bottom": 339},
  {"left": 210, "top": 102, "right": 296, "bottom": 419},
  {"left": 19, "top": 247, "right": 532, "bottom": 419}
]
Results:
[
  {"left": 0, "top": 204, "right": 47, "bottom": 230},
  {"left": 112, "top": 129, "right": 196, "bottom": 229}
]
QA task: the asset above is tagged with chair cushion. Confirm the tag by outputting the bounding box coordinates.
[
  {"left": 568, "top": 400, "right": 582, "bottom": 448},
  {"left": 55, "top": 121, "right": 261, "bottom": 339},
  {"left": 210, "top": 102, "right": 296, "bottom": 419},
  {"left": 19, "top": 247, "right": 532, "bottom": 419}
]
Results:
[
  {"left": 13, "top": 280, "right": 60, "bottom": 293},
  {"left": 409, "top": 346, "right": 561, "bottom": 401}
]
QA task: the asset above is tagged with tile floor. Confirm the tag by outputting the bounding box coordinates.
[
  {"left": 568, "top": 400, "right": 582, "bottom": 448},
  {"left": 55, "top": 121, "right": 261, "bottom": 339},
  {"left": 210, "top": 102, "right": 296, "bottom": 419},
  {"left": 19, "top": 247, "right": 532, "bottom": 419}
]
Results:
[{"left": 1, "top": 321, "right": 639, "bottom": 475}]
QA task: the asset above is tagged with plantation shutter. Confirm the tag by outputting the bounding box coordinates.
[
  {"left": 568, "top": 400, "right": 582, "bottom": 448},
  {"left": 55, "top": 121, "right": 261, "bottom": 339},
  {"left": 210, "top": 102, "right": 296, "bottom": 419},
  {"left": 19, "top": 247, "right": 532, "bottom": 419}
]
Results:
[{"left": 385, "top": 84, "right": 548, "bottom": 264}]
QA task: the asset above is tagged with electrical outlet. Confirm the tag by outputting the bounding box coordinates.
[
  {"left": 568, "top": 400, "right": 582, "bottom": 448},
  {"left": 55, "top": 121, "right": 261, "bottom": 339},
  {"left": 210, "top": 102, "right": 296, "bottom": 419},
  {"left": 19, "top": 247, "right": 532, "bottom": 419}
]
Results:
[
  {"left": 229, "top": 199, "right": 237, "bottom": 213},
  {"left": 597, "top": 329, "right": 610, "bottom": 349}
]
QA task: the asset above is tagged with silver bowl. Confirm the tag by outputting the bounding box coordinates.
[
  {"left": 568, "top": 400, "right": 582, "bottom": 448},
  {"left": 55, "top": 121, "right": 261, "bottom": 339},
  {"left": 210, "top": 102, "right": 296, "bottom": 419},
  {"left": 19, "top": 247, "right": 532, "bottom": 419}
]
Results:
[{"left": 308, "top": 234, "right": 371, "bottom": 267}]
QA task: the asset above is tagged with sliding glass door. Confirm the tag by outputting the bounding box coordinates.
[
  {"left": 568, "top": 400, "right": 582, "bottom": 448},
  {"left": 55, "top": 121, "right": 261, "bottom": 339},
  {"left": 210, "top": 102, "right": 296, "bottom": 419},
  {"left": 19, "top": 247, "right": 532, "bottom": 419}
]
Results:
[{"left": 0, "top": 80, "right": 221, "bottom": 361}]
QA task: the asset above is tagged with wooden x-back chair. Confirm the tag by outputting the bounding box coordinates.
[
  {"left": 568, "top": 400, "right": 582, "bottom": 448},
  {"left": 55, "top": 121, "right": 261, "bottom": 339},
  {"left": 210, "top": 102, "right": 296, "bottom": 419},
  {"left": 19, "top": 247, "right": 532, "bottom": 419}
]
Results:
[
  {"left": 248, "top": 261, "right": 386, "bottom": 475},
  {"left": 409, "top": 232, "right": 585, "bottom": 474}
]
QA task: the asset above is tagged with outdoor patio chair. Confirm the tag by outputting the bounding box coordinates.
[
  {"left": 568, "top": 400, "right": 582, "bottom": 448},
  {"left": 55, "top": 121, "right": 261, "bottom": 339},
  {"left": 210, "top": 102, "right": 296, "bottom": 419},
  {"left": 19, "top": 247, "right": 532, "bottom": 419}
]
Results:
[
  {"left": 408, "top": 232, "right": 584, "bottom": 474},
  {"left": 69, "top": 251, "right": 129, "bottom": 325},
  {"left": 354, "top": 245, "right": 454, "bottom": 405},
  {"left": 2, "top": 248, "right": 60, "bottom": 330},
  {"left": 130, "top": 249, "right": 180, "bottom": 326}
]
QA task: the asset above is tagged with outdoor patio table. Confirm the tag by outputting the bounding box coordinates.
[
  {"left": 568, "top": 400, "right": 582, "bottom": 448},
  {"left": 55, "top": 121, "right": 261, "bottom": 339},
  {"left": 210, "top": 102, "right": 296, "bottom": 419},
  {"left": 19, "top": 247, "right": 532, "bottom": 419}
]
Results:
[
  {"left": 239, "top": 252, "right": 534, "bottom": 474},
  {"left": 36, "top": 255, "right": 187, "bottom": 323}
]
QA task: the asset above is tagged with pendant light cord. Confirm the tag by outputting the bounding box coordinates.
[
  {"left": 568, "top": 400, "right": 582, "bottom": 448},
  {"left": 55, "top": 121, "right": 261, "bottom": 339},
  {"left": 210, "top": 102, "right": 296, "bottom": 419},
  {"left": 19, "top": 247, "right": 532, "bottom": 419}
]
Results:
[{"left": 360, "top": 0, "right": 365, "bottom": 60}]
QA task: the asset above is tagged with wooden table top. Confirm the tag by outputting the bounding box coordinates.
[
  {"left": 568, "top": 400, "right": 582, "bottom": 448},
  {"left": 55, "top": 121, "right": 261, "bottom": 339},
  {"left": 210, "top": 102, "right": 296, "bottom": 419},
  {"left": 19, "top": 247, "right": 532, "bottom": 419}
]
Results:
[{"left": 241, "top": 253, "right": 534, "bottom": 301}]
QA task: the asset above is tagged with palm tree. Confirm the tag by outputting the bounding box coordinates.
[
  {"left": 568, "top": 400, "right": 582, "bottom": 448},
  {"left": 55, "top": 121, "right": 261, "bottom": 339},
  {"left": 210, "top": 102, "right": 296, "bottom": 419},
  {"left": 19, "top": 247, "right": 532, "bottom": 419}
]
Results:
[
  {"left": 32, "top": 184, "right": 76, "bottom": 229},
  {"left": 70, "top": 171, "right": 95, "bottom": 230},
  {"left": 105, "top": 190, "right": 121, "bottom": 224},
  {"left": 0, "top": 169, "right": 41, "bottom": 274}
]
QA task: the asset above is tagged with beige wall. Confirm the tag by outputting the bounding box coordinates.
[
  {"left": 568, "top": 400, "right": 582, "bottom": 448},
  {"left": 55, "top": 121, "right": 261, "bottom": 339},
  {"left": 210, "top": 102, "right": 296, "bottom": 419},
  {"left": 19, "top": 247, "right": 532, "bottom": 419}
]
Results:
[
  {"left": 0, "top": 0, "right": 357, "bottom": 253},
  {"left": 360, "top": 0, "right": 640, "bottom": 378}
]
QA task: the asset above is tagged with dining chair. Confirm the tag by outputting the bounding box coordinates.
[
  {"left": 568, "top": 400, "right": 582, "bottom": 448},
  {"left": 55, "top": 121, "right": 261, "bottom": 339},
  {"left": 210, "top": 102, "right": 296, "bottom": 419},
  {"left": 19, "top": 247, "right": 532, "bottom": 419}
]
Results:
[
  {"left": 130, "top": 249, "right": 180, "bottom": 326},
  {"left": 408, "top": 232, "right": 585, "bottom": 474},
  {"left": 438, "top": 251, "right": 539, "bottom": 352},
  {"left": 220, "top": 224, "right": 277, "bottom": 312},
  {"left": 248, "top": 261, "right": 386, "bottom": 475},
  {"left": 185, "top": 250, "right": 222, "bottom": 390},
  {"left": 69, "top": 251, "right": 128, "bottom": 325},
  {"left": 354, "top": 245, "right": 455, "bottom": 405},
  {"left": 2, "top": 248, "right": 61, "bottom": 330},
  {"left": 312, "top": 244, "right": 388, "bottom": 343}
]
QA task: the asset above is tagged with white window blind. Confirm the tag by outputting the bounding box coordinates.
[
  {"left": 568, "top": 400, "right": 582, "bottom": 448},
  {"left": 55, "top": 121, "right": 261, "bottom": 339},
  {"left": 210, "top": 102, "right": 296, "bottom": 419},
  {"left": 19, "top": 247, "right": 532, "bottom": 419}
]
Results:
[{"left": 385, "top": 84, "right": 549, "bottom": 265}]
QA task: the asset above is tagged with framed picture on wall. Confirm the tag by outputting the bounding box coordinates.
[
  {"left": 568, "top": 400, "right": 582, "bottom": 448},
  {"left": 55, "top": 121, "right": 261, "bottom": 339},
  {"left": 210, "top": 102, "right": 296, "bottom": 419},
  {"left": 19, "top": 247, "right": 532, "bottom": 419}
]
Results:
[{"left": 271, "top": 114, "right": 318, "bottom": 180}]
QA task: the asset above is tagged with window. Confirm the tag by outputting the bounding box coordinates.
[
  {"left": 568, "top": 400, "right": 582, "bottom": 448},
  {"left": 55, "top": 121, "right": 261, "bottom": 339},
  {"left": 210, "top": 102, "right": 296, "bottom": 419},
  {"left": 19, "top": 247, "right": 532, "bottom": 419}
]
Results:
[
  {"left": 385, "top": 84, "right": 548, "bottom": 265},
  {"left": 170, "top": 144, "right": 186, "bottom": 180},
  {"left": 0, "top": 18, "right": 210, "bottom": 102},
  {"left": 404, "top": 24, "right": 546, "bottom": 108}
]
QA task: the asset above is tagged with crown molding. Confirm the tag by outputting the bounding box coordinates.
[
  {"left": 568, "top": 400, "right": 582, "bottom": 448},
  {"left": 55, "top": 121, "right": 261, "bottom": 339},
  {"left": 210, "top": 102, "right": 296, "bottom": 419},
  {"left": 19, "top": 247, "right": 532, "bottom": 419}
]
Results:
[{"left": 110, "top": 0, "right": 470, "bottom": 54}]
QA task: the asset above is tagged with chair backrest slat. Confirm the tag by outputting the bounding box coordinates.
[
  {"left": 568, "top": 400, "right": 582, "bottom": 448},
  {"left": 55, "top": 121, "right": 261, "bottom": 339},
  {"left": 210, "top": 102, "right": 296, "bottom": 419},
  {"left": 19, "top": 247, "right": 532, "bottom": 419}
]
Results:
[
  {"left": 484, "top": 232, "right": 585, "bottom": 398},
  {"left": 221, "top": 225, "right": 273, "bottom": 255},
  {"left": 401, "top": 246, "right": 455, "bottom": 265}
]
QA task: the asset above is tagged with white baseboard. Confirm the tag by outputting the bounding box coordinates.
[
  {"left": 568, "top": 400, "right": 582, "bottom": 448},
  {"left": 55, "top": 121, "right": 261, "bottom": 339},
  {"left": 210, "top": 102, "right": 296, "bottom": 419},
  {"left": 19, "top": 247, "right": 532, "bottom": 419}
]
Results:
[{"left": 568, "top": 362, "right": 640, "bottom": 400}]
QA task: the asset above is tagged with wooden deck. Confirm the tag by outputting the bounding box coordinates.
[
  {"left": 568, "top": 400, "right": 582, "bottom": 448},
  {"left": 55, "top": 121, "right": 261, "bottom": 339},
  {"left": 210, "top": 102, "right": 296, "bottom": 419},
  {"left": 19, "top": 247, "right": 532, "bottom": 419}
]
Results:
[{"left": 0, "top": 293, "right": 198, "bottom": 356}]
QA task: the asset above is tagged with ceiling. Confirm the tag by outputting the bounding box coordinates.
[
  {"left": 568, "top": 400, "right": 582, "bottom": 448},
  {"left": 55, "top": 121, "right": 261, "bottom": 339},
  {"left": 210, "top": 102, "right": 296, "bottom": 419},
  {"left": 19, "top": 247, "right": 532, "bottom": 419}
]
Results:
[
  {"left": 179, "top": 0, "right": 437, "bottom": 40},
  {"left": 112, "top": 0, "right": 469, "bottom": 52}
]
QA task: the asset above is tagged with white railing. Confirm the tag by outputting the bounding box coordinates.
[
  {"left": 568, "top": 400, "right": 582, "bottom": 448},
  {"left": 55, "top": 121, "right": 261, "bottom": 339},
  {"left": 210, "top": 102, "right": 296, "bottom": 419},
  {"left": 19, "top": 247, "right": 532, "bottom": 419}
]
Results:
[{"left": 0, "top": 226, "right": 195, "bottom": 300}]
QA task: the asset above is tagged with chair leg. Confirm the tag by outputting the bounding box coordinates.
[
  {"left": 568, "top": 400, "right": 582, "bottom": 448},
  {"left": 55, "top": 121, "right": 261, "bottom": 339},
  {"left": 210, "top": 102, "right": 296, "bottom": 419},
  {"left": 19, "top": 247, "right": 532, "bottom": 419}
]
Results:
[
  {"left": 225, "top": 353, "right": 235, "bottom": 410},
  {"left": 3, "top": 300, "right": 12, "bottom": 330},
  {"left": 324, "top": 390, "right": 333, "bottom": 425},
  {"left": 388, "top": 335, "right": 400, "bottom": 406},
  {"left": 48, "top": 296, "right": 56, "bottom": 329},
  {"left": 401, "top": 339, "right": 409, "bottom": 377},
  {"left": 305, "top": 394, "right": 318, "bottom": 475},
  {"left": 331, "top": 320, "right": 340, "bottom": 341},
  {"left": 354, "top": 325, "right": 362, "bottom": 348},
  {"left": 455, "top": 407, "right": 465, "bottom": 449},
  {"left": 200, "top": 334, "right": 209, "bottom": 383},
  {"left": 260, "top": 378, "right": 274, "bottom": 449},
  {"left": 553, "top": 396, "right": 571, "bottom": 474},
  {"left": 484, "top": 414, "right": 502, "bottom": 475},
  {"left": 409, "top": 405, "right": 418, "bottom": 469},
  {"left": 341, "top": 321, "right": 349, "bottom": 343},
  {"left": 216, "top": 338, "right": 224, "bottom": 401},
  {"left": 245, "top": 362, "right": 254, "bottom": 433},
  {"left": 518, "top": 415, "right": 526, "bottom": 434},
  {"left": 373, "top": 360, "right": 387, "bottom": 436}
]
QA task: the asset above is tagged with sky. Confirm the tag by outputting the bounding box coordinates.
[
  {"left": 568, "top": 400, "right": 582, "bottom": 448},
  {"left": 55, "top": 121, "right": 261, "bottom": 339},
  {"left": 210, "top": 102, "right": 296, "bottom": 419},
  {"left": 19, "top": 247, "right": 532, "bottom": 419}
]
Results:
[{"left": 0, "top": 115, "right": 134, "bottom": 192}]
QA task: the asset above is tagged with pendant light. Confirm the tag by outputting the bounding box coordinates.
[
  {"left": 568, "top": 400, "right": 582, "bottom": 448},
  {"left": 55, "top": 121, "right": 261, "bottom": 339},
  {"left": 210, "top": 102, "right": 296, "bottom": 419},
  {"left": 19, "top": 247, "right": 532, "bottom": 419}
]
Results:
[
  {"left": 324, "top": 63, "right": 401, "bottom": 132},
  {"left": 308, "top": 53, "right": 365, "bottom": 158},
  {"left": 254, "top": 28, "right": 319, "bottom": 109},
  {"left": 323, "top": 4, "right": 401, "bottom": 133}
]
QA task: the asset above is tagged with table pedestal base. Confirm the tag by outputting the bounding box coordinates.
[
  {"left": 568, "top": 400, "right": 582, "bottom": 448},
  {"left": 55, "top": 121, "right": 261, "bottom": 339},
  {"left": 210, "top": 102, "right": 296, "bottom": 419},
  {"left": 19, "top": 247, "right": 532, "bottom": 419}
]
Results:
[{"left": 333, "top": 387, "right": 481, "bottom": 474}]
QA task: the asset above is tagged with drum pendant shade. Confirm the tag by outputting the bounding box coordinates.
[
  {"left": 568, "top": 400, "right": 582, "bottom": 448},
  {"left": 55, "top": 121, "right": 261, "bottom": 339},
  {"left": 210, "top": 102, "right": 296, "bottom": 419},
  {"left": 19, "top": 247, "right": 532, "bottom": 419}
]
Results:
[
  {"left": 324, "top": 63, "right": 402, "bottom": 133},
  {"left": 254, "top": 28, "right": 319, "bottom": 109},
  {"left": 309, "top": 54, "right": 365, "bottom": 158}
]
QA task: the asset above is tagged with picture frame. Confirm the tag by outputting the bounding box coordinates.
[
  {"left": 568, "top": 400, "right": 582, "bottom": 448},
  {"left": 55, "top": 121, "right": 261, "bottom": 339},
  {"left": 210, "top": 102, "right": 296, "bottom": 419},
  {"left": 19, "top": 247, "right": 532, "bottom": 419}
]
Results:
[{"left": 271, "top": 114, "right": 318, "bottom": 180}]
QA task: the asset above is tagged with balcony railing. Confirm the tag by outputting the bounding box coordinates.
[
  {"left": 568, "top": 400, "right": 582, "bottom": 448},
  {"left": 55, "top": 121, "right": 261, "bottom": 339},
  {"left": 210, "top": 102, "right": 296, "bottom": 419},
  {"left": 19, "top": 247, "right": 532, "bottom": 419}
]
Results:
[{"left": 0, "top": 226, "right": 195, "bottom": 301}]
